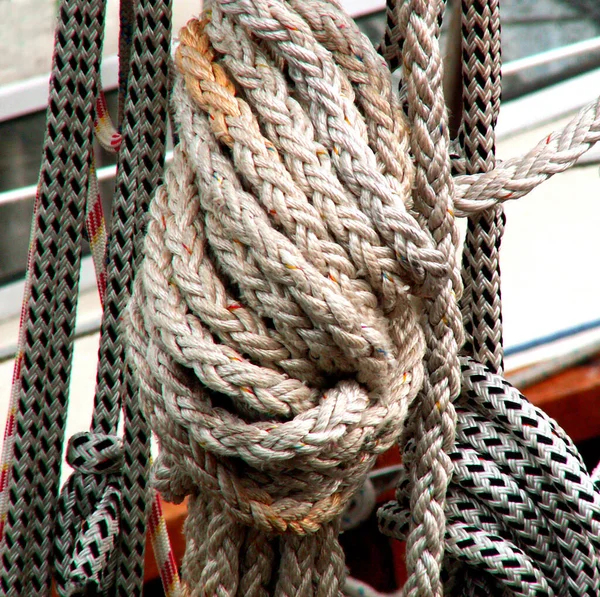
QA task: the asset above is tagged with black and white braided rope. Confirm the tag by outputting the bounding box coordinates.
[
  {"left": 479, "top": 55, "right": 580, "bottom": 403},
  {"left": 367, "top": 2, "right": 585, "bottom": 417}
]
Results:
[
  {"left": 0, "top": 1, "right": 107, "bottom": 594},
  {"left": 0, "top": 0, "right": 173, "bottom": 595},
  {"left": 379, "top": 357, "right": 600, "bottom": 597},
  {"left": 53, "top": 1, "right": 173, "bottom": 595},
  {"left": 459, "top": 0, "right": 505, "bottom": 375}
]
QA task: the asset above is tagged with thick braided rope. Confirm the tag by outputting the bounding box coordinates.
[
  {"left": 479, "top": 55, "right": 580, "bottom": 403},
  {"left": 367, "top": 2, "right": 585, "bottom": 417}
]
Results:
[
  {"left": 215, "top": 0, "right": 456, "bottom": 295},
  {"left": 121, "top": 1, "right": 600, "bottom": 595},
  {"left": 205, "top": 8, "right": 462, "bottom": 596},
  {"left": 0, "top": 1, "right": 107, "bottom": 594},
  {"left": 459, "top": 0, "right": 505, "bottom": 375},
  {"left": 389, "top": 1, "right": 463, "bottom": 594},
  {"left": 123, "top": 1, "right": 457, "bottom": 592},
  {"left": 379, "top": 357, "right": 600, "bottom": 597}
]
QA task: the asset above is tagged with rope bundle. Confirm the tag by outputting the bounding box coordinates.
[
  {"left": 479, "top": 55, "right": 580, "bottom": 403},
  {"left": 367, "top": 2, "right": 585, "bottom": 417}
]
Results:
[
  {"left": 124, "top": 0, "right": 600, "bottom": 596},
  {"left": 126, "top": 0, "right": 463, "bottom": 593}
]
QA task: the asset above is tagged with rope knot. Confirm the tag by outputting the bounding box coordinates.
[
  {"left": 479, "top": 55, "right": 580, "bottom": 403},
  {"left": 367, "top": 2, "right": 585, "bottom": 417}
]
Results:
[
  {"left": 54, "top": 433, "right": 123, "bottom": 594},
  {"left": 66, "top": 431, "right": 123, "bottom": 475},
  {"left": 149, "top": 379, "right": 405, "bottom": 535}
]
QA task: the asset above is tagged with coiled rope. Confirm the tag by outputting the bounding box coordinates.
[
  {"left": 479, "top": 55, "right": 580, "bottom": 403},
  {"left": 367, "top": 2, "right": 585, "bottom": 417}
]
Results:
[
  {"left": 379, "top": 358, "right": 600, "bottom": 597},
  {"left": 126, "top": 0, "right": 465, "bottom": 593},
  {"left": 124, "top": 0, "right": 600, "bottom": 595}
]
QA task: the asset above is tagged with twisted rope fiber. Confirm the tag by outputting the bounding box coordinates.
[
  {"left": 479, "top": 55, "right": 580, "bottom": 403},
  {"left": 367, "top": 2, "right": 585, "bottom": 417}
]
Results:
[
  {"left": 379, "top": 357, "right": 600, "bottom": 597},
  {"left": 125, "top": 0, "right": 467, "bottom": 593},
  {"left": 453, "top": 89, "right": 600, "bottom": 215}
]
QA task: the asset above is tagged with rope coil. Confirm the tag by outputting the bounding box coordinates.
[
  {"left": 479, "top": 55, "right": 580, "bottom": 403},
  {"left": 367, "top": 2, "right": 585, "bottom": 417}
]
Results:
[
  {"left": 126, "top": 0, "right": 461, "bottom": 592},
  {"left": 2, "top": 0, "right": 600, "bottom": 595}
]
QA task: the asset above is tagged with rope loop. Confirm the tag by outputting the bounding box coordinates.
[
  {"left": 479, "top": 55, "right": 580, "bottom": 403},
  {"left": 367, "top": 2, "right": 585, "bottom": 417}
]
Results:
[
  {"left": 65, "top": 432, "right": 124, "bottom": 475},
  {"left": 54, "top": 466, "right": 122, "bottom": 595},
  {"left": 64, "top": 485, "right": 121, "bottom": 595},
  {"left": 379, "top": 357, "right": 600, "bottom": 596},
  {"left": 55, "top": 430, "right": 124, "bottom": 594}
]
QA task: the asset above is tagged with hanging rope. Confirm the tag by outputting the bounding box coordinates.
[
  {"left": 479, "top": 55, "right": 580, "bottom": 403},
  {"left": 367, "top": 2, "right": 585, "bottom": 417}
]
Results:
[
  {"left": 458, "top": 0, "right": 505, "bottom": 375},
  {"left": 0, "top": 0, "right": 180, "bottom": 595},
  {"left": 0, "top": 2, "right": 108, "bottom": 593}
]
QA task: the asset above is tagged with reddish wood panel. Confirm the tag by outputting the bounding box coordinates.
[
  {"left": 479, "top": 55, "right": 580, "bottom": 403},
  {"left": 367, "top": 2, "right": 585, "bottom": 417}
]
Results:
[{"left": 525, "top": 355, "right": 600, "bottom": 443}]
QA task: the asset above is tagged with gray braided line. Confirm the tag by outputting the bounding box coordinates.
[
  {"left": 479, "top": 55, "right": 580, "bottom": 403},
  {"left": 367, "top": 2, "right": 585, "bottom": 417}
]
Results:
[
  {"left": 54, "top": 432, "right": 123, "bottom": 594},
  {"left": 452, "top": 416, "right": 600, "bottom": 594},
  {"left": 67, "top": 485, "right": 121, "bottom": 592},
  {"left": 459, "top": 0, "right": 505, "bottom": 376},
  {"left": 456, "top": 3, "right": 504, "bottom": 587},
  {"left": 448, "top": 445, "right": 564, "bottom": 591},
  {"left": 52, "top": 1, "right": 173, "bottom": 594},
  {"left": 112, "top": 3, "right": 173, "bottom": 594},
  {"left": 0, "top": 1, "right": 107, "bottom": 594},
  {"left": 379, "top": 357, "right": 600, "bottom": 596}
]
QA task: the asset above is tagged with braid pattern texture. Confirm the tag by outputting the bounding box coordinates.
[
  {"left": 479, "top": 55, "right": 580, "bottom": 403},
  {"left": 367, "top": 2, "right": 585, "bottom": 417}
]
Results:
[
  {"left": 122, "top": 0, "right": 600, "bottom": 596},
  {"left": 0, "top": 1, "right": 107, "bottom": 594},
  {"left": 379, "top": 357, "right": 600, "bottom": 597},
  {"left": 125, "top": 0, "right": 466, "bottom": 593},
  {"left": 0, "top": 0, "right": 178, "bottom": 595},
  {"left": 459, "top": 0, "right": 505, "bottom": 375}
]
